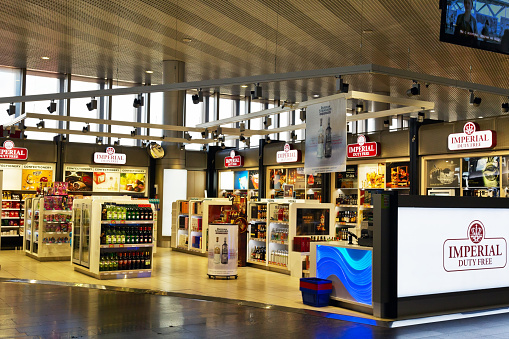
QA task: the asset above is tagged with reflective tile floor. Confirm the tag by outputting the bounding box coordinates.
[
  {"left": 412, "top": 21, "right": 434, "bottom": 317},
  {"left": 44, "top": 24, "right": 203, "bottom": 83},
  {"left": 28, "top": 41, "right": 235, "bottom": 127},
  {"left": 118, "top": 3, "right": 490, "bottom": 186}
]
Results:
[{"left": 2, "top": 281, "right": 509, "bottom": 338}]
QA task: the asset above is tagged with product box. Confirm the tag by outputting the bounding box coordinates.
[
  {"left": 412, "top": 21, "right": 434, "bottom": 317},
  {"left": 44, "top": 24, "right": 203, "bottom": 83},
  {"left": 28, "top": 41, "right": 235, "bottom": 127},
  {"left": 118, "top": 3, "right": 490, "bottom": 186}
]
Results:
[{"left": 293, "top": 237, "right": 310, "bottom": 252}]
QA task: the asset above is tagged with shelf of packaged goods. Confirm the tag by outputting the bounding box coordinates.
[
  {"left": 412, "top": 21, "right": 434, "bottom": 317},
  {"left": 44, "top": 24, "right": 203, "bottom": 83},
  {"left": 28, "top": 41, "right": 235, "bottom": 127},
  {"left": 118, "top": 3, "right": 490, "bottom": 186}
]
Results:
[
  {"left": 267, "top": 262, "right": 288, "bottom": 270},
  {"left": 178, "top": 228, "right": 187, "bottom": 231},
  {"left": 179, "top": 214, "right": 188, "bottom": 217},
  {"left": 43, "top": 243, "right": 70, "bottom": 245},
  {"left": 336, "top": 187, "right": 358, "bottom": 190},
  {"left": 1, "top": 234, "right": 21, "bottom": 237},
  {"left": 269, "top": 240, "right": 288, "bottom": 245},
  {"left": 190, "top": 229, "right": 202, "bottom": 233},
  {"left": 1, "top": 225, "right": 20, "bottom": 228},
  {"left": 250, "top": 219, "right": 267, "bottom": 223},
  {"left": 2, "top": 208, "right": 21, "bottom": 211},
  {"left": 189, "top": 247, "right": 202, "bottom": 253},
  {"left": 101, "top": 220, "right": 154, "bottom": 224},
  {"left": 45, "top": 210, "right": 72, "bottom": 213},
  {"left": 2, "top": 199, "right": 21, "bottom": 202},
  {"left": 100, "top": 243, "right": 154, "bottom": 249},
  {"left": 360, "top": 205, "right": 374, "bottom": 209},
  {"left": 190, "top": 215, "right": 203, "bottom": 217},
  {"left": 45, "top": 232, "right": 70, "bottom": 235},
  {"left": 99, "top": 269, "right": 151, "bottom": 276},
  {"left": 2, "top": 217, "right": 21, "bottom": 220},
  {"left": 336, "top": 205, "right": 357, "bottom": 208},
  {"left": 335, "top": 222, "right": 357, "bottom": 227},
  {"left": 247, "top": 259, "right": 266, "bottom": 265},
  {"left": 269, "top": 220, "right": 289, "bottom": 224},
  {"left": 177, "top": 245, "right": 188, "bottom": 250},
  {"left": 249, "top": 238, "right": 266, "bottom": 242},
  {"left": 43, "top": 221, "right": 71, "bottom": 224},
  {"left": 307, "top": 187, "right": 322, "bottom": 190}
]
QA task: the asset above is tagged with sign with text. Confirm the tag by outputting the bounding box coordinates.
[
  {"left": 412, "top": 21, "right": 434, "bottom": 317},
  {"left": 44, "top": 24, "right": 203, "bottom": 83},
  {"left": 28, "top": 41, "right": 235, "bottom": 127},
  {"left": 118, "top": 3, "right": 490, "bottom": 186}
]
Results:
[
  {"left": 448, "top": 122, "right": 496, "bottom": 151},
  {"left": 398, "top": 207, "right": 509, "bottom": 298},
  {"left": 347, "top": 135, "right": 379, "bottom": 158},
  {"left": 0, "top": 140, "right": 28, "bottom": 160},
  {"left": 277, "top": 143, "right": 301, "bottom": 163},
  {"left": 94, "top": 147, "right": 126, "bottom": 164},
  {"left": 304, "top": 98, "right": 347, "bottom": 174},
  {"left": 224, "top": 150, "right": 244, "bottom": 168}
]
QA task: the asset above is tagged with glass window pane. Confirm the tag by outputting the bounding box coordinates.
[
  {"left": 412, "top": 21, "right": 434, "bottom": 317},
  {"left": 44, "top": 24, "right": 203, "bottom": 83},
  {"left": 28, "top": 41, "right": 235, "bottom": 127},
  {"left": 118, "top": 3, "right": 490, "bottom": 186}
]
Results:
[
  {"left": 279, "top": 110, "right": 289, "bottom": 141},
  {"left": 111, "top": 85, "right": 136, "bottom": 146},
  {"left": 250, "top": 102, "right": 264, "bottom": 148},
  {"left": 219, "top": 98, "right": 235, "bottom": 147},
  {"left": 0, "top": 68, "right": 19, "bottom": 128},
  {"left": 149, "top": 92, "right": 164, "bottom": 138},
  {"left": 296, "top": 109, "right": 306, "bottom": 141},
  {"left": 69, "top": 79, "right": 100, "bottom": 143},
  {"left": 185, "top": 93, "right": 204, "bottom": 150}
]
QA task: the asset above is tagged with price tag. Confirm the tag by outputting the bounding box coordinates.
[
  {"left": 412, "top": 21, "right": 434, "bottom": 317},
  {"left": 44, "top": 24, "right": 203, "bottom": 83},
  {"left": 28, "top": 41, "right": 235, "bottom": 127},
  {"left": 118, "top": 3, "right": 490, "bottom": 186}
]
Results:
[
  {"left": 111, "top": 220, "right": 116, "bottom": 224},
  {"left": 120, "top": 220, "right": 125, "bottom": 224},
  {"left": 119, "top": 244, "right": 124, "bottom": 248},
  {"left": 109, "top": 244, "right": 114, "bottom": 248}
]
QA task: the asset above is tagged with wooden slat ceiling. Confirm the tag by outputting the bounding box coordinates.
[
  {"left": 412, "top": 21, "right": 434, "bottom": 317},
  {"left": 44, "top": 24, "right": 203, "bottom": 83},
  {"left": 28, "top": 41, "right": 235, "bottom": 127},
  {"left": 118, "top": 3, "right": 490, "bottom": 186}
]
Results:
[{"left": 0, "top": 0, "right": 508, "bottom": 122}]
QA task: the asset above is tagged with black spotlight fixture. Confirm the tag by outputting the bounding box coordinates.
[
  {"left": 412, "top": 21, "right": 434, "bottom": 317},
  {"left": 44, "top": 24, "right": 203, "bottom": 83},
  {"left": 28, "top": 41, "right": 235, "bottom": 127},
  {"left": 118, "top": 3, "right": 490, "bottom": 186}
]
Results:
[
  {"left": 86, "top": 98, "right": 97, "bottom": 111},
  {"left": 406, "top": 81, "right": 420, "bottom": 97},
  {"left": 263, "top": 117, "right": 272, "bottom": 128},
  {"left": 114, "top": 139, "right": 120, "bottom": 146},
  {"left": 6, "top": 103, "right": 15, "bottom": 116},
  {"left": 36, "top": 120, "right": 45, "bottom": 129},
  {"left": 198, "top": 88, "right": 203, "bottom": 102},
  {"left": 82, "top": 125, "right": 90, "bottom": 133},
  {"left": 336, "top": 75, "right": 349, "bottom": 93},
  {"left": 469, "top": 90, "right": 481, "bottom": 107},
  {"left": 251, "top": 83, "right": 262, "bottom": 99},
  {"left": 355, "top": 102, "right": 364, "bottom": 113},
  {"left": 220, "top": 142, "right": 226, "bottom": 149},
  {"left": 502, "top": 102, "right": 509, "bottom": 113},
  {"left": 201, "top": 129, "right": 208, "bottom": 138},
  {"left": 300, "top": 109, "right": 306, "bottom": 122},
  {"left": 133, "top": 94, "right": 144, "bottom": 108},
  {"left": 184, "top": 132, "right": 192, "bottom": 141},
  {"left": 96, "top": 137, "right": 103, "bottom": 145},
  {"left": 47, "top": 101, "right": 57, "bottom": 113},
  {"left": 131, "top": 129, "right": 137, "bottom": 137},
  {"left": 265, "top": 135, "right": 271, "bottom": 143},
  {"left": 239, "top": 134, "right": 246, "bottom": 142},
  {"left": 179, "top": 143, "right": 185, "bottom": 151},
  {"left": 191, "top": 94, "right": 200, "bottom": 104},
  {"left": 384, "top": 120, "right": 390, "bottom": 128},
  {"left": 418, "top": 112, "right": 425, "bottom": 123},
  {"left": 290, "top": 131, "right": 297, "bottom": 142}
]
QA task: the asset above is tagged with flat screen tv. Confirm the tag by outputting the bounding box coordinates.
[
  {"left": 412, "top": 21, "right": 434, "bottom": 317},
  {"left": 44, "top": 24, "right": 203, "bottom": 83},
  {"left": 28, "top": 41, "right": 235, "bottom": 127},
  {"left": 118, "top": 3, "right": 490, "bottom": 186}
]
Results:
[
  {"left": 440, "top": 0, "right": 509, "bottom": 55},
  {"left": 296, "top": 208, "right": 330, "bottom": 236}
]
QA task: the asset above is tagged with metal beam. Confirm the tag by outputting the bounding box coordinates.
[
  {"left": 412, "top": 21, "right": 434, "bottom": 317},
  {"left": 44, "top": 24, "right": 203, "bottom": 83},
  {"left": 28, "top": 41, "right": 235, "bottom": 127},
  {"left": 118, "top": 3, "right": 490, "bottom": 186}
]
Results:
[{"left": 347, "top": 106, "right": 423, "bottom": 122}]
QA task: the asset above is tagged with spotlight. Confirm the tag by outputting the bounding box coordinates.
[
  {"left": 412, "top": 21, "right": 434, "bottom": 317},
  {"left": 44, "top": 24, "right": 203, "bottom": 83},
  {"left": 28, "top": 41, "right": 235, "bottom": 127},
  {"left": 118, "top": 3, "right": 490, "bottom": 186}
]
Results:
[
  {"left": 131, "top": 130, "right": 137, "bottom": 137},
  {"left": 192, "top": 94, "right": 200, "bottom": 104},
  {"left": 336, "top": 75, "right": 349, "bottom": 93},
  {"left": 82, "top": 125, "right": 90, "bottom": 133},
  {"left": 263, "top": 117, "right": 272, "bottom": 128},
  {"left": 239, "top": 134, "right": 246, "bottom": 142},
  {"left": 469, "top": 90, "right": 481, "bottom": 107},
  {"left": 265, "top": 135, "right": 271, "bottom": 143},
  {"left": 281, "top": 101, "right": 287, "bottom": 109},
  {"left": 384, "top": 120, "right": 389, "bottom": 128},
  {"left": 244, "top": 138, "right": 250, "bottom": 147},
  {"left": 251, "top": 83, "right": 262, "bottom": 99},
  {"left": 212, "top": 132, "right": 218, "bottom": 141},
  {"left": 201, "top": 129, "right": 208, "bottom": 138},
  {"left": 114, "top": 139, "right": 120, "bottom": 146},
  {"left": 502, "top": 102, "right": 509, "bottom": 113},
  {"left": 406, "top": 81, "right": 420, "bottom": 97},
  {"left": 355, "top": 102, "right": 364, "bottom": 113},
  {"left": 300, "top": 109, "right": 306, "bottom": 122},
  {"left": 141, "top": 141, "right": 147, "bottom": 148},
  {"left": 418, "top": 112, "right": 425, "bottom": 123},
  {"left": 184, "top": 132, "right": 192, "bottom": 141},
  {"left": 96, "top": 137, "right": 103, "bottom": 145},
  {"left": 6, "top": 103, "right": 15, "bottom": 116},
  {"left": 290, "top": 131, "right": 297, "bottom": 142},
  {"left": 36, "top": 120, "right": 45, "bottom": 129},
  {"left": 218, "top": 135, "right": 225, "bottom": 143},
  {"left": 198, "top": 88, "right": 203, "bottom": 102},
  {"left": 180, "top": 143, "right": 185, "bottom": 151},
  {"left": 86, "top": 98, "right": 97, "bottom": 111},
  {"left": 47, "top": 101, "right": 57, "bottom": 113},
  {"left": 220, "top": 142, "right": 226, "bottom": 149},
  {"left": 239, "top": 122, "right": 246, "bottom": 132},
  {"left": 133, "top": 94, "right": 144, "bottom": 108}
]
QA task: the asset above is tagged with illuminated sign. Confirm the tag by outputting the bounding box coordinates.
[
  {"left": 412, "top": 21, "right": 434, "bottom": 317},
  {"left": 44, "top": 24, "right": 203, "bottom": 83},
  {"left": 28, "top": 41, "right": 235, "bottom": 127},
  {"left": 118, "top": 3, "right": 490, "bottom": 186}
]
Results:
[
  {"left": 277, "top": 143, "right": 301, "bottom": 163},
  {"left": 224, "top": 150, "right": 243, "bottom": 168},
  {"left": 448, "top": 122, "right": 496, "bottom": 151},
  {"left": 93, "top": 147, "right": 127, "bottom": 165},
  {"left": 0, "top": 140, "right": 28, "bottom": 160},
  {"left": 347, "top": 135, "right": 379, "bottom": 158}
]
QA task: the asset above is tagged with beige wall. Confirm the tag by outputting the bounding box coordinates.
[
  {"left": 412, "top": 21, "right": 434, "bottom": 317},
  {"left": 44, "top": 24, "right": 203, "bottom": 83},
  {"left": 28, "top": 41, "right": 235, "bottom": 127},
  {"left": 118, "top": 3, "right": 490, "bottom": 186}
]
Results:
[{"left": 187, "top": 170, "right": 206, "bottom": 199}]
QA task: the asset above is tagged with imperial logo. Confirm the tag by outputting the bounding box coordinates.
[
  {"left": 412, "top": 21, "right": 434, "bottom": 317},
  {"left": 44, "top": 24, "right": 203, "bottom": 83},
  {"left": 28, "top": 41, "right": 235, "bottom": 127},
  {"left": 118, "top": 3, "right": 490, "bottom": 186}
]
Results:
[
  {"left": 443, "top": 220, "right": 507, "bottom": 272},
  {"left": 347, "top": 135, "right": 379, "bottom": 158},
  {"left": 224, "top": 150, "right": 243, "bottom": 168},
  {"left": 276, "top": 143, "right": 300, "bottom": 163},
  {"left": 0, "top": 140, "right": 28, "bottom": 160},
  {"left": 448, "top": 122, "right": 496, "bottom": 151},
  {"left": 93, "top": 147, "right": 127, "bottom": 164}
]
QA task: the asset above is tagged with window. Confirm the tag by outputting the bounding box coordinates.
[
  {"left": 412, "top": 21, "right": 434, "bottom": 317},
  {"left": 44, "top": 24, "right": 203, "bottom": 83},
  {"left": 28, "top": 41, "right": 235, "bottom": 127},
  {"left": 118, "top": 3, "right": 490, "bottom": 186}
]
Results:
[
  {"left": 250, "top": 102, "right": 264, "bottom": 147},
  {"left": 24, "top": 73, "right": 60, "bottom": 140},
  {"left": 111, "top": 85, "right": 137, "bottom": 146},
  {"left": 278, "top": 110, "right": 290, "bottom": 141},
  {"left": 0, "top": 67, "right": 19, "bottom": 128},
  {"left": 69, "top": 78, "right": 101, "bottom": 143},
  {"left": 296, "top": 109, "right": 306, "bottom": 141},
  {"left": 219, "top": 97, "right": 235, "bottom": 147},
  {"left": 185, "top": 93, "right": 204, "bottom": 150},
  {"left": 148, "top": 92, "right": 164, "bottom": 138}
]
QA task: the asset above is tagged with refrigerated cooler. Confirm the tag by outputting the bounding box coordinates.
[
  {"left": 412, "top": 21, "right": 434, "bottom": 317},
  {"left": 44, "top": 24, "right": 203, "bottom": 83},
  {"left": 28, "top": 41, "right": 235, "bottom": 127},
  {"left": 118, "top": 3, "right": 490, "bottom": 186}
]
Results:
[{"left": 72, "top": 199, "right": 91, "bottom": 268}]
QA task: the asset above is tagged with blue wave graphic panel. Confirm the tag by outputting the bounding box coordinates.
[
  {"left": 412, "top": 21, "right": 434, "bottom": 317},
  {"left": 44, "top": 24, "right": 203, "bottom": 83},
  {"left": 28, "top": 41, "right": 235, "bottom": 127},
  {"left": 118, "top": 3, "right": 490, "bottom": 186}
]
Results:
[{"left": 316, "top": 245, "right": 372, "bottom": 306}]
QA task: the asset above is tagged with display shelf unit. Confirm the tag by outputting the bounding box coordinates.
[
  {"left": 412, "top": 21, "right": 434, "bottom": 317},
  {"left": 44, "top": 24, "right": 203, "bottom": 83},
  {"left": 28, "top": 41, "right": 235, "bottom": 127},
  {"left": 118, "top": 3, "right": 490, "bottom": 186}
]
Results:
[
  {"left": 246, "top": 200, "right": 268, "bottom": 266},
  {"left": 72, "top": 197, "right": 155, "bottom": 279},
  {"left": 1, "top": 193, "right": 25, "bottom": 249},
  {"left": 24, "top": 196, "right": 72, "bottom": 261},
  {"left": 170, "top": 199, "right": 189, "bottom": 249}
]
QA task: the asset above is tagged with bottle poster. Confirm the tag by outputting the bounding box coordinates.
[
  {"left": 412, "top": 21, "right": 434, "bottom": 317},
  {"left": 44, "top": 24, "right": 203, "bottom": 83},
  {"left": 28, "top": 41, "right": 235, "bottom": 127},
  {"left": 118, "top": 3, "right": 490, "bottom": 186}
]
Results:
[
  {"left": 304, "top": 98, "right": 347, "bottom": 174},
  {"left": 358, "top": 163, "right": 385, "bottom": 189},
  {"left": 207, "top": 223, "right": 238, "bottom": 276},
  {"left": 427, "top": 159, "right": 460, "bottom": 188},
  {"left": 462, "top": 156, "right": 499, "bottom": 188},
  {"left": 385, "top": 162, "right": 410, "bottom": 189},
  {"left": 93, "top": 169, "right": 121, "bottom": 192}
]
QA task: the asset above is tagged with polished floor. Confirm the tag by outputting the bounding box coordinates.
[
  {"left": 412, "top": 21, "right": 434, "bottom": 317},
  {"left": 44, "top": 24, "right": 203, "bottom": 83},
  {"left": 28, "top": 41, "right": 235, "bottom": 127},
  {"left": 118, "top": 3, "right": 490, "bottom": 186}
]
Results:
[{"left": 1, "top": 249, "right": 509, "bottom": 338}]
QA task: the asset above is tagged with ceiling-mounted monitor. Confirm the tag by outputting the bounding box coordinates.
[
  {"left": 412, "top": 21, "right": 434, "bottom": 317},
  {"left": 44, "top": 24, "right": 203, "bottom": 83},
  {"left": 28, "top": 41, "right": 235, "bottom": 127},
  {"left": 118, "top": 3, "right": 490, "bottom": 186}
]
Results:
[{"left": 440, "top": 0, "right": 509, "bottom": 55}]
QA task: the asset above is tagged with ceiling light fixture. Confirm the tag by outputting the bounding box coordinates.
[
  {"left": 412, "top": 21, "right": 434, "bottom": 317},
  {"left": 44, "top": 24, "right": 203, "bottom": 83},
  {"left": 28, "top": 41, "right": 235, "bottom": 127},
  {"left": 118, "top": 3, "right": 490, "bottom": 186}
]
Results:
[
  {"left": 41, "top": 56, "right": 50, "bottom": 60},
  {"left": 502, "top": 102, "right": 509, "bottom": 113},
  {"left": 418, "top": 112, "right": 425, "bottom": 123},
  {"left": 192, "top": 94, "right": 200, "bottom": 104},
  {"left": 265, "top": 135, "right": 271, "bottom": 143},
  {"left": 145, "top": 70, "right": 153, "bottom": 74},
  {"left": 469, "top": 90, "right": 481, "bottom": 107},
  {"left": 82, "top": 125, "right": 90, "bottom": 133},
  {"left": 239, "top": 134, "right": 246, "bottom": 142},
  {"left": 406, "top": 81, "right": 420, "bottom": 97},
  {"left": 96, "top": 137, "right": 103, "bottom": 145},
  {"left": 86, "top": 98, "right": 97, "bottom": 111},
  {"left": 290, "top": 131, "right": 297, "bottom": 142},
  {"left": 182, "top": 38, "right": 192, "bottom": 43},
  {"left": 47, "top": 100, "right": 57, "bottom": 113},
  {"left": 313, "top": 94, "right": 320, "bottom": 98},
  {"left": 36, "top": 120, "right": 45, "bottom": 129},
  {"left": 383, "top": 120, "right": 390, "bottom": 128},
  {"left": 300, "top": 109, "right": 306, "bottom": 122},
  {"left": 131, "top": 129, "right": 137, "bottom": 137},
  {"left": 263, "top": 117, "right": 272, "bottom": 128},
  {"left": 201, "top": 129, "right": 208, "bottom": 138},
  {"left": 6, "top": 103, "right": 15, "bottom": 116},
  {"left": 184, "top": 132, "right": 192, "bottom": 141},
  {"left": 114, "top": 139, "right": 120, "bottom": 146},
  {"left": 220, "top": 142, "right": 226, "bottom": 149},
  {"left": 241, "top": 85, "right": 248, "bottom": 88},
  {"left": 251, "top": 83, "right": 262, "bottom": 99},
  {"left": 133, "top": 94, "right": 144, "bottom": 108}
]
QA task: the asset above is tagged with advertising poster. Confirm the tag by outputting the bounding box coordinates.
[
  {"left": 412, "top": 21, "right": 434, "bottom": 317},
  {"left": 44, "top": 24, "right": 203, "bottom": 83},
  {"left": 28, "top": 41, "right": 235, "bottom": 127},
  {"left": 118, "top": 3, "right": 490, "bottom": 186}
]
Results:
[
  {"left": 502, "top": 156, "right": 509, "bottom": 190},
  {"left": 462, "top": 156, "right": 499, "bottom": 188},
  {"left": 234, "top": 170, "right": 249, "bottom": 190},
  {"left": 304, "top": 98, "right": 347, "bottom": 174},
  {"left": 283, "top": 184, "right": 294, "bottom": 198},
  {"left": 248, "top": 170, "right": 259, "bottom": 190},
  {"left": 22, "top": 165, "right": 54, "bottom": 191},
  {"left": 358, "top": 163, "right": 385, "bottom": 189},
  {"left": 296, "top": 208, "right": 330, "bottom": 236},
  {"left": 64, "top": 168, "right": 93, "bottom": 191},
  {"left": 270, "top": 169, "right": 286, "bottom": 190},
  {"left": 385, "top": 162, "right": 410, "bottom": 189},
  {"left": 93, "top": 169, "right": 120, "bottom": 192},
  {"left": 336, "top": 165, "right": 357, "bottom": 189},
  {"left": 0, "top": 164, "right": 22, "bottom": 190},
  {"left": 428, "top": 159, "right": 460, "bottom": 188},
  {"left": 207, "top": 223, "right": 238, "bottom": 276},
  {"left": 287, "top": 168, "right": 305, "bottom": 189},
  {"left": 120, "top": 169, "right": 146, "bottom": 193}
]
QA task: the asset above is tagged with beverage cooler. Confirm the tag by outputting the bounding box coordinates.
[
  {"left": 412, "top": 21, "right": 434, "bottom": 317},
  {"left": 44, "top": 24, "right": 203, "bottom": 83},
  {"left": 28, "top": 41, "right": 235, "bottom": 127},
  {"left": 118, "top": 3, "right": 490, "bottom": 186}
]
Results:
[{"left": 71, "top": 197, "right": 155, "bottom": 279}]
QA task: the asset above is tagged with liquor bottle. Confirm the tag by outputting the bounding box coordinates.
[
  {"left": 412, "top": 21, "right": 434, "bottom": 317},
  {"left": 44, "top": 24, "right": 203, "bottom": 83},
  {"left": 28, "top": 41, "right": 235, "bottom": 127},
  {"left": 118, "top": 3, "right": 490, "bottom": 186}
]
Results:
[
  {"left": 134, "top": 227, "right": 139, "bottom": 244},
  {"left": 121, "top": 206, "right": 127, "bottom": 220},
  {"left": 99, "top": 256, "right": 104, "bottom": 271},
  {"left": 110, "top": 227, "right": 116, "bottom": 244},
  {"left": 145, "top": 252, "right": 151, "bottom": 269},
  {"left": 214, "top": 237, "right": 221, "bottom": 264},
  {"left": 324, "top": 117, "right": 332, "bottom": 158},
  {"left": 221, "top": 237, "right": 228, "bottom": 264},
  {"left": 101, "top": 204, "right": 107, "bottom": 220},
  {"left": 116, "top": 227, "right": 122, "bottom": 244},
  {"left": 147, "top": 227, "right": 152, "bottom": 243},
  {"left": 104, "top": 255, "right": 110, "bottom": 271},
  {"left": 126, "top": 252, "right": 132, "bottom": 270},
  {"left": 135, "top": 207, "right": 140, "bottom": 220},
  {"left": 100, "top": 227, "right": 106, "bottom": 244},
  {"left": 117, "top": 253, "right": 123, "bottom": 270},
  {"left": 317, "top": 118, "right": 324, "bottom": 158},
  {"left": 135, "top": 252, "right": 141, "bottom": 269},
  {"left": 148, "top": 207, "right": 153, "bottom": 220}
]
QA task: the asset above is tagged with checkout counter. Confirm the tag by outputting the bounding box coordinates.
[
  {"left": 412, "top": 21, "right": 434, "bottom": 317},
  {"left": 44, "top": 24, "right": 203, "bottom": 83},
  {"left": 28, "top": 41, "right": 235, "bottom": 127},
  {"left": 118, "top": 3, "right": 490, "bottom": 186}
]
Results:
[{"left": 309, "top": 193, "right": 509, "bottom": 319}]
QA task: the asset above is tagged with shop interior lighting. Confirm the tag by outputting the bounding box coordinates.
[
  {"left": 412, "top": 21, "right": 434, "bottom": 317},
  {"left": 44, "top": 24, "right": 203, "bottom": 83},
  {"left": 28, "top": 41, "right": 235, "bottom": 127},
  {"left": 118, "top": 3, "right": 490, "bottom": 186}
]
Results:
[
  {"left": 243, "top": 138, "right": 250, "bottom": 147},
  {"left": 96, "top": 137, "right": 103, "bottom": 145},
  {"left": 145, "top": 70, "right": 153, "bottom": 74},
  {"left": 220, "top": 142, "right": 226, "bottom": 149},
  {"left": 503, "top": 102, "right": 509, "bottom": 113},
  {"left": 384, "top": 120, "right": 390, "bottom": 127},
  {"left": 239, "top": 122, "right": 245, "bottom": 132},
  {"left": 469, "top": 90, "right": 481, "bottom": 107},
  {"left": 192, "top": 94, "right": 200, "bottom": 104},
  {"left": 47, "top": 101, "right": 57, "bottom": 113},
  {"left": 418, "top": 112, "right": 425, "bottom": 123},
  {"left": 179, "top": 143, "right": 185, "bottom": 151},
  {"left": 355, "top": 101, "right": 364, "bottom": 113},
  {"left": 406, "top": 81, "right": 420, "bottom": 97},
  {"left": 130, "top": 129, "right": 137, "bottom": 137},
  {"left": 251, "top": 83, "right": 262, "bottom": 99},
  {"left": 133, "top": 94, "right": 144, "bottom": 108},
  {"left": 239, "top": 134, "right": 246, "bottom": 142},
  {"left": 36, "top": 120, "right": 44, "bottom": 129},
  {"left": 336, "top": 75, "right": 349, "bottom": 93},
  {"left": 300, "top": 109, "right": 306, "bottom": 122},
  {"left": 6, "top": 103, "right": 15, "bottom": 116},
  {"left": 313, "top": 94, "right": 320, "bottom": 98},
  {"left": 241, "top": 85, "right": 248, "bottom": 88},
  {"left": 290, "top": 131, "right": 297, "bottom": 142},
  {"left": 114, "top": 139, "right": 120, "bottom": 146},
  {"left": 86, "top": 98, "right": 97, "bottom": 111},
  {"left": 184, "top": 132, "right": 192, "bottom": 141},
  {"left": 263, "top": 117, "right": 272, "bottom": 128},
  {"left": 201, "top": 129, "right": 208, "bottom": 138},
  {"left": 82, "top": 125, "right": 90, "bottom": 133},
  {"left": 265, "top": 135, "right": 271, "bottom": 143}
]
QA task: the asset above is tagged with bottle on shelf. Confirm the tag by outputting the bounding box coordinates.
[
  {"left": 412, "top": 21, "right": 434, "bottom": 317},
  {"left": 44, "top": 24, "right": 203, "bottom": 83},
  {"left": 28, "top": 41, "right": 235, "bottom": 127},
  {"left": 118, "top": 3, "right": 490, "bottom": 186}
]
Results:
[
  {"left": 317, "top": 118, "right": 324, "bottom": 159},
  {"left": 325, "top": 117, "right": 332, "bottom": 158},
  {"left": 221, "top": 237, "right": 228, "bottom": 264}
]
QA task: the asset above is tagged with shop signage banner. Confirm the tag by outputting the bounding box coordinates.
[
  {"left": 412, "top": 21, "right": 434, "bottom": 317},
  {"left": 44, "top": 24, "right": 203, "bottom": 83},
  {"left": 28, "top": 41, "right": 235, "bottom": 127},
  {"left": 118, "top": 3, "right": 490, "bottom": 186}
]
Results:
[
  {"left": 94, "top": 147, "right": 127, "bottom": 164},
  {"left": 448, "top": 122, "right": 496, "bottom": 151},
  {"left": 224, "top": 150, "right": 243, "bottom": 168},
  {"left": 0, "top": 140, "right": 28, "bottom": 160},
  {"left": 304, "top": 98, "right": 347, "bottom": 174},
  {"left": 276, "top": 143, "right": 301, "bottom": 163},
  {"left": 207, "top": 223, "right": 238, "bottom": 276},
  {"left": 347, "top": 135, "right": 379, "bottom": 158},
  {"left": 398, "top": 207, "right": 509, "bottom": 297},
  {"left": 428, "top": 159, "right": 460, "bottom": 188}
]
